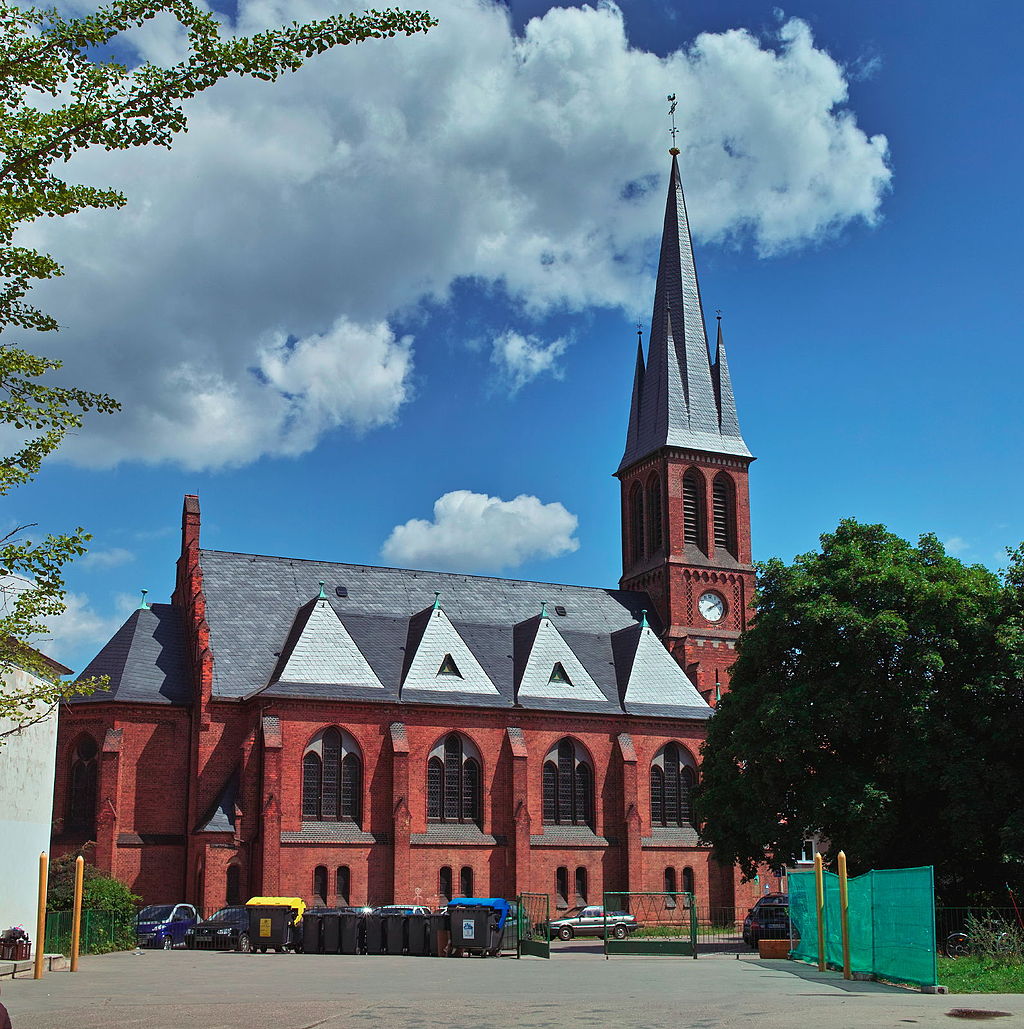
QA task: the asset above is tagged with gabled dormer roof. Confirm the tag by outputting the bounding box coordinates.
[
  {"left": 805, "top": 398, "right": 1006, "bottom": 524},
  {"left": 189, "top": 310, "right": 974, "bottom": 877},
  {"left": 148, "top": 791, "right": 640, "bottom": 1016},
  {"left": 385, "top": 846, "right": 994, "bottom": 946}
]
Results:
[
  {"left": 272, "top": 593, "right": 383, "bottom": 689},
  {"left": 401, "top": 602, "right": 499, "bottom": 698},
  {"left": 618, "top": 154, "right": 752, "bottom": 473},
  {"left": 513, "top": 612, "right": 607, "bottom": 708},
  {"left": 611, "top": 620, "right": 711, "bottom": 718}
]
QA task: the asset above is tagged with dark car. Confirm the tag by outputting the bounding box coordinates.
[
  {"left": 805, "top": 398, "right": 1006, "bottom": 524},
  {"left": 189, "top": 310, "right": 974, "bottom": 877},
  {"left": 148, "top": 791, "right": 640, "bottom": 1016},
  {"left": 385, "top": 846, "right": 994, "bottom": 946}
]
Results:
[
  {"left": 185, "top": 906, "right": 253, "bottom": 952},
  {"left": 742, "top": 894, "right": 793, "bottom": 946},
  {"left": 135, "top": 903, "right": 198, "bottom": 949}
]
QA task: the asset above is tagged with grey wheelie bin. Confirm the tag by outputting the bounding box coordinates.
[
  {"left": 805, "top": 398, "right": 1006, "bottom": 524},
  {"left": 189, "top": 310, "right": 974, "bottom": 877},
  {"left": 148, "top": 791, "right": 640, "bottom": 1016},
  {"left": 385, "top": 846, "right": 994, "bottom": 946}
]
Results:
[
  {"left": 447, "top": 899, "right": 510, "bottom": 956},
  {"left": 383, "top": 912, "right": 406, "bottom": 955},
  {"left": 428, "top": 911, "right": 451, "bottom": 956},
  {"left": 301, "top": 911, "right": 323, "bottom": 954},
  {"left": 363, "top": 912, "right": 384, "bottom": 954},
  {"left": 321, "top": 911, "right": 341, "bottom": 954},
  {"left": 406, "top": 913, "right": 429, "bottom": 956},
  {"left": 339, "top": 912, "right": 360, "bottom": 954}
]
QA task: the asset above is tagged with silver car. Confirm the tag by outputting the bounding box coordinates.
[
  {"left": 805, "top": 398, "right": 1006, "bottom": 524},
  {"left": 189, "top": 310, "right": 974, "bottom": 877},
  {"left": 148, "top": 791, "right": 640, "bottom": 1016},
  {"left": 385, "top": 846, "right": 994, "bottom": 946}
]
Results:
[{"left": 550, "top": 905, "right": 639, "bottom": 940}]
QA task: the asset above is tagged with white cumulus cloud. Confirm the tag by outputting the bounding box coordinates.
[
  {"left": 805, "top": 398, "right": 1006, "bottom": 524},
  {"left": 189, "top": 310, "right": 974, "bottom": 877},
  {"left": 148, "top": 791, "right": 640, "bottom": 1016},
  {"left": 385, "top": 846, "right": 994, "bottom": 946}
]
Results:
[
  {"left": 78, "top": 547, "right": 136, "bottom": 570},
  {"left": 381, "top": 490, "right": 580, "bottom": 572},
  {"left": 491, "top": 331, "right": 568, "bottom": 393},
  {"left": 17, "top": 1, "right": 890, "bottom": 469}
]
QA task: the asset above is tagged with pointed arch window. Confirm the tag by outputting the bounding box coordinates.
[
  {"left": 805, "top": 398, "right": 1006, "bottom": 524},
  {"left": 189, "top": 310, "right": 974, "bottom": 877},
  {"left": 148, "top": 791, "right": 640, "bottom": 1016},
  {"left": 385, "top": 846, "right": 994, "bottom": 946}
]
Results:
[
  {"left": 427, "top": 733, "right": 482, "bottom": 825},
  {"left": 646, "top": 473, "right": 663, "bottom": 554},
  {"left": 682, "top": 469, "right": 707, "bottom": 553},
  {"left": 542, "top": 739, "right": 593, "bottom": 827},
  {"left": 226, "top": 864, "right": 242, "bottom": 906},
  {"left": 301, "top": 728, "right": 362, "bottom": 824},
  {"left": 313, "top": 865, "right": 328, "bottom": 906},
  {"left": 650, "top": 742, "right": 696, "bottom": 828},
  {"left": 712, "top": 472, "right": 737, "bottom": 557},
  {"left": 630, "top": 481, "right": 645, "bottom": 563},
  {"left": 67, "top": 734, "right": 98, "bottom": 833}
]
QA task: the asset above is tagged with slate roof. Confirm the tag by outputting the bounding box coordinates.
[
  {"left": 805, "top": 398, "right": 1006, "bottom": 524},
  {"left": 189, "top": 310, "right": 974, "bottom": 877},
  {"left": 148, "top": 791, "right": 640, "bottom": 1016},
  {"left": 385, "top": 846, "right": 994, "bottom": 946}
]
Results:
[
  {"left": 196, "top": 769, "right": 238, "bottom": 833},
  {"left": 71, "top": 604, "right": 190, "bottom": 706},
  {"left": 619, "top": 155, "right": 751, "bottom": 472},
  {"left": 200, "top": 549, "right": 711, "bottom": 721}
]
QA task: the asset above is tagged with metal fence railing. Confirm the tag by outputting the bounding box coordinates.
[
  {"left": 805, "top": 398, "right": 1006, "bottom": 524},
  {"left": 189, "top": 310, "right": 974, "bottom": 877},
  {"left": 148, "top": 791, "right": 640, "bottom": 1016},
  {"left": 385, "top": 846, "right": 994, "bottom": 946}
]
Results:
[{"left": 44, "top": 909, "right": 136, "bottom": 956}]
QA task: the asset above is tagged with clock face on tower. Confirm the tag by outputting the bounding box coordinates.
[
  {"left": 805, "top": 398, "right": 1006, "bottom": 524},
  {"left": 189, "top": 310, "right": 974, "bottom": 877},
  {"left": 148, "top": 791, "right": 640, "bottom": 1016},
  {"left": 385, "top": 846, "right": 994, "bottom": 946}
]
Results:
[{"left": 698, "top": 591, "right": 725, "bottom": 623}]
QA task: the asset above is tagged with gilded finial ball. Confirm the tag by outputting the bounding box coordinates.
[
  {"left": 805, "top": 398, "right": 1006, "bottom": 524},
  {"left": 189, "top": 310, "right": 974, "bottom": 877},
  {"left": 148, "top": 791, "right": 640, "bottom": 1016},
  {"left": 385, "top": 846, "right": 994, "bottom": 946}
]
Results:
[{"left": 669, "top": 147, "right": 680, "bottom": 156}]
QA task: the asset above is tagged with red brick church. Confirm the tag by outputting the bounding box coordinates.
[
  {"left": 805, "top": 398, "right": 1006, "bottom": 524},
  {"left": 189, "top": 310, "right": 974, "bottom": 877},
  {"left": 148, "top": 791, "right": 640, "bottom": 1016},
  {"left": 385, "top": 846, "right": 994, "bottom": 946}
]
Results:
[{"left": 51, "top": 152, "right": 770, "bottom": 915}]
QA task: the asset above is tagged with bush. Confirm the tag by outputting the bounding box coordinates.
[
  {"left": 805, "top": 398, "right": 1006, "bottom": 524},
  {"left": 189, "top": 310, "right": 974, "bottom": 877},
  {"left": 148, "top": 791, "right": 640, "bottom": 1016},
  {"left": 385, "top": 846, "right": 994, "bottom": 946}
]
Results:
[
  {"left": 46, "top": 851, "right": 140, "bottom": 952},
  {"left": 964, "top": 913, "right": 1024, "bottom": 965}
]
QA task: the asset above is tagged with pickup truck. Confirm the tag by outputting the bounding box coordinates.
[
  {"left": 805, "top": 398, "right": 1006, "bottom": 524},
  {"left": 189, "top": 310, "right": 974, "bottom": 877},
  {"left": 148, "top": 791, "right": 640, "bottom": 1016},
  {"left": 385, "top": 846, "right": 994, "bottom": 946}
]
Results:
[{"left": 549, "top": 906, "right": 640, "bottom": 940}]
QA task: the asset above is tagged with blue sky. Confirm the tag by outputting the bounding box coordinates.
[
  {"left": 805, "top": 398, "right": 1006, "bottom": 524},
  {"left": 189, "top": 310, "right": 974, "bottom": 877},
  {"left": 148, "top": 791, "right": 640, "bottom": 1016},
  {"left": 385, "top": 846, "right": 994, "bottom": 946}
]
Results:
[{"left": 8, "top": 0, "right": 1023, "bottom": 673}]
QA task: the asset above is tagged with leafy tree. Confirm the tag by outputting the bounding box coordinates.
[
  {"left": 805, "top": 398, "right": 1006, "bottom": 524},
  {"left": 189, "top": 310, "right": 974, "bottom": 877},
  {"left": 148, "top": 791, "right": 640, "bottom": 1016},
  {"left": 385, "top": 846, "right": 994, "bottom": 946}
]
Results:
[
  {"left": 695, "top": 519, "right": 1023, "bottom": 902},
  {"left": 0, "top": 0, "right": 435, "bottom": 735}
]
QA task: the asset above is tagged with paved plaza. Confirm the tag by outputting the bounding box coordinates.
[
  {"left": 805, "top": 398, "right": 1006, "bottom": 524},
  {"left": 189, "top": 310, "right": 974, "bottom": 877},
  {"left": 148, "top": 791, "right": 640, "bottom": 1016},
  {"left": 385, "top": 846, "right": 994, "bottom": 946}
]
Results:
[{"left": 4, "top": 947, "right": 1024, "bottom": 1029}]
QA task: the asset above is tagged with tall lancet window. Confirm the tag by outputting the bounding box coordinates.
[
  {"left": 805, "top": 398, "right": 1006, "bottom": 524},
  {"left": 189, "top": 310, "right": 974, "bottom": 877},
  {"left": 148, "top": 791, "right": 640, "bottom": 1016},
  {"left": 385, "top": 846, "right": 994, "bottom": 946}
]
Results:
[
  {"left": 302, "top": 728, "right": 362, "bottom": 824},
  {"left": 426, "top": 733, "right": 482, "bottom": 826},
  {"left": 712, "top": 473, "right": 737, "bottom": 557},
  {"left": 67, "top": 734, "right": 99, "bottom": 834},
  {"left": 630, "top": 482, "right": 645, "bottom": 563},
  {"left": 542, "top": 739, "right": 593, "bottom": 827},
  {"left": 646, "top": 473, "right": 663, "bottom": 554},
  {"left": 682, "top": 468, "right": 707, "bottom": 554},
  {"left": 650, "top": 742, "right": 696, "bottom": 828}
]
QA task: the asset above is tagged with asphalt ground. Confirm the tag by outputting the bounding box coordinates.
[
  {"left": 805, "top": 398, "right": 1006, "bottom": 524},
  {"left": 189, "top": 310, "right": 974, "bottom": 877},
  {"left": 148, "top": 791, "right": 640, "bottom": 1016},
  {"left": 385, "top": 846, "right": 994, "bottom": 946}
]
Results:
[{"left": 4, "top": 945, "right": 1024, "bottom": 1029}]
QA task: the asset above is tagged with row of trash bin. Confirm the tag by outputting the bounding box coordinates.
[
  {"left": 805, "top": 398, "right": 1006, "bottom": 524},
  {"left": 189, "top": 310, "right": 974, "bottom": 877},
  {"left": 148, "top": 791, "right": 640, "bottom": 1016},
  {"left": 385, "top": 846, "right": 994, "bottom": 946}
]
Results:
[{"left": 246, "top": 898, "right": 509, "bottom": 957}]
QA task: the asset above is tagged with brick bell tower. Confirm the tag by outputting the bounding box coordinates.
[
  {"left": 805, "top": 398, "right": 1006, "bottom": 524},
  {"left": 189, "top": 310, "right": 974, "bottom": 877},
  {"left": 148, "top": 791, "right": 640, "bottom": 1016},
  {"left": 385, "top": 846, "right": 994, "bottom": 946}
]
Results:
[{"left": 616, "top": 149, "right": 755, "bottom": 703}]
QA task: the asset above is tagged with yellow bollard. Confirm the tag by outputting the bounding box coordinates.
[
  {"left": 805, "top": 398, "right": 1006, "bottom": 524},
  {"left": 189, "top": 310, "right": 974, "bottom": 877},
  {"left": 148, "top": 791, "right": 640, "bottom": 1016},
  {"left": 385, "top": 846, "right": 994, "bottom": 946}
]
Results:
[
  {"left": 70, "top": 855, "right": 85, "bottom": 972},
  {"left": 33, "top": 852, "right": 48, "bottom": 979},
  {"left": 838, "top": 850, "right": 851, "bottom": 980},
  {"left": 814, "top": 852, "right": 825, "bottom": 972}
]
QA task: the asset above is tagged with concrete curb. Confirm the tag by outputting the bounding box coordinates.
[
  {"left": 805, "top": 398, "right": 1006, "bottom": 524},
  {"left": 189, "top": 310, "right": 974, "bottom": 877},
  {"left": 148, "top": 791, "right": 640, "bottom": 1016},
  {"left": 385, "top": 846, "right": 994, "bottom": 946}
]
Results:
[{"left": 0, "top": 953, "right": 69, "bottom": 978}]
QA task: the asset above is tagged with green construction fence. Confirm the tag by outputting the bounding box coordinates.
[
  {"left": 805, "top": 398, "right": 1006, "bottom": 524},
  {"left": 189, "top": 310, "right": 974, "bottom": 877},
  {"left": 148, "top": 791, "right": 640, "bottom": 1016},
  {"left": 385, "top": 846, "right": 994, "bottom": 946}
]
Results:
[{"left": 788, "top": 864, "right": 937, "bottom": 988}]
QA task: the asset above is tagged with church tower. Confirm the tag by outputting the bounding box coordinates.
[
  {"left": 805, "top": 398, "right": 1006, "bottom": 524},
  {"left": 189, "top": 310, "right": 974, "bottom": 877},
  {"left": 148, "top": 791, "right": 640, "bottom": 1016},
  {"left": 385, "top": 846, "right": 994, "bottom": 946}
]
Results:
[{"left": 616, "top": 151, "right": 755, "bottom": 702}]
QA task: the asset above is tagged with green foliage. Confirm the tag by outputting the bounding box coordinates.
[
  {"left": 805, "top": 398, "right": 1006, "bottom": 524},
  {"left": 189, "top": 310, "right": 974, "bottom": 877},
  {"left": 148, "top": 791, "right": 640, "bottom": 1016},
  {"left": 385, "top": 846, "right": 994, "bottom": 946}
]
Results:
[
  {"left": 938, "top": 955, "right": 1024, "bottom": 994},
  {"left": 46, "top": 849, "right": 101, "bottom": 910},
  {"left": 0, "top": 0, "right": 435, "bottom": 733},
  {"left": 694, "top": 519, "right": 1024, "bottom": 901},
  {"left": 46, "top": 852, "right": 140, "bottom": 951}
]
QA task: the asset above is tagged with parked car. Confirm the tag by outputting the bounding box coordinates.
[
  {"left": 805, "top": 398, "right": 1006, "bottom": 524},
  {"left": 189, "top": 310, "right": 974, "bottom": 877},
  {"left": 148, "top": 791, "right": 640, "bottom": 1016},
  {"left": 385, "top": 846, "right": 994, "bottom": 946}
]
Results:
[
  {"left": 135, "top": 903, "right": 198, "bottom": 949},
  {"left": 549, "top": 906, "right": 640, "bottom": 940},
  {"left": 185, "top": 906, "right": 252, "bottom": 952},
  {"left": 373, "top": 905, "right": 431, "bottom": 916},
  {"left": 742, "top": 894, "right": 793, "bottom": 946}
]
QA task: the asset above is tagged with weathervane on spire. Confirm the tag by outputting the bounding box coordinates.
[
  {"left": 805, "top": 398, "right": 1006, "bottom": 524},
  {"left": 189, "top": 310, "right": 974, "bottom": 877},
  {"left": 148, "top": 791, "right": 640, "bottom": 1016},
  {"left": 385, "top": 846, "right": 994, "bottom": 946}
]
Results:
[{"left": 667, "top": 93, "right": 680, "bottom": 155}]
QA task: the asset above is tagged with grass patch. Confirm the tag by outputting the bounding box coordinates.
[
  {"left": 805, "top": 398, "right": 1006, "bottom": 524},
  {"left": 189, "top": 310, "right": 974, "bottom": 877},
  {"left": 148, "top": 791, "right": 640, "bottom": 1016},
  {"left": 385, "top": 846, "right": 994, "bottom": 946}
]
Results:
[{"left": 938, "top": 956, "right": 1024, "bottom": 993}]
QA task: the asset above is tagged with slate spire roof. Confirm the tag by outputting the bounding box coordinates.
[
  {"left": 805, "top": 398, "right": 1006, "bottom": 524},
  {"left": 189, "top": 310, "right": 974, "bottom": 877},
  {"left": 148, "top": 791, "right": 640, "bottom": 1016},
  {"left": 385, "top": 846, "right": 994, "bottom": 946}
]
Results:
[{"left": 619, "top": 155, "right": 751, "bottom": 472}]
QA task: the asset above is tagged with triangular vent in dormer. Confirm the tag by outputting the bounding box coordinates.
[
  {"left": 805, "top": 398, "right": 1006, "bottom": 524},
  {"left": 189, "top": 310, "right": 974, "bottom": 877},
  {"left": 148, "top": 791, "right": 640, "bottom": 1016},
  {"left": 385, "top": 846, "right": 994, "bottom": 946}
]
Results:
[
  {"left": 548, "top": 662, "right": 572, "bottom": 685},
  {"left": 438, "top": 653, "right": 462, "bottom": 678}
]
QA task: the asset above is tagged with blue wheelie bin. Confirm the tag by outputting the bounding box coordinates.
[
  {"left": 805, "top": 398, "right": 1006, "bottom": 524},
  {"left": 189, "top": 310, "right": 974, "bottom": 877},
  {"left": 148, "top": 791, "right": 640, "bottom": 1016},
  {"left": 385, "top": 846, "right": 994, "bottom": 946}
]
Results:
[{"left": 447, "top": 898, "right": 511, "bottom": 956}]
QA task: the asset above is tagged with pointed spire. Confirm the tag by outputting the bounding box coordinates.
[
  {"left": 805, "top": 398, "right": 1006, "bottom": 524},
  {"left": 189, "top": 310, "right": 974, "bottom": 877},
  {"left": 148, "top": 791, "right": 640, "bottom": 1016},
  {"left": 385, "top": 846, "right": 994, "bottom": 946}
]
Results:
[
  {"left": 712, "top": 315, "right": 743, "bottom": 439},
  {"left": 618, "top": 155, "right": 751, "bottom": 472},
  {"left": 540, "top": 601, "right": 548, "bottom": 619},
  {"left": 137, "top": 589, "right": 150, "bottom": 610},
  {"left": 622, "top": 325, "right": 646, "bottom": 460},
  {"left": 317, "top": 580, "right": 327, "bottom": 600},
  {"left": 640, "top": 609, "right": 649, "bottom": 629},
  {"left": 432, "top": 590, "right": 441, "bottom": 611}
]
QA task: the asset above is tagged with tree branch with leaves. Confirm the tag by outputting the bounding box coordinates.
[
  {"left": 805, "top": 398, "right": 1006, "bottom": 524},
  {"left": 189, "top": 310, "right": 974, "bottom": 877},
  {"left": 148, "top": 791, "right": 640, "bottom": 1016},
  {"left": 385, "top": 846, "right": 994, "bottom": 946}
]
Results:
[{"left": 0, "top": 0, "right": 435, "bottom": 735}]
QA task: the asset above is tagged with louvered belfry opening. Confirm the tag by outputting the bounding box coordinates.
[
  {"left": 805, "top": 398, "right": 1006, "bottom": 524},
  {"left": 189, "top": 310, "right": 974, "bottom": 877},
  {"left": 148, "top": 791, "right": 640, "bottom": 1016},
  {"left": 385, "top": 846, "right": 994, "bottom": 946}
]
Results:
[
  {"left": 650, "top": 742, "right": 695, "bottom": 827},
  {"left": 630, "top": 482, "right": 645, "bottom": 563},
  {"left": 542, "top": 739, "right": 593, "bottom": 827},
  {"left": 713, "top": 472, "right": 737, "bottom": 556},
  {"left": 646, "top": 473, "right": 663, "bottom": 554},
  {"left": 301, "top": 727, "right": 362, "bottom": 823},
  {"left": 682, "top": 468, "right": 707, "bottom": 553},
  {"left": 67, "top": 734, "right": 98, "bottom": 833},
  {"left": 427, "top": 732, "right": 481, "bottom": 825}
]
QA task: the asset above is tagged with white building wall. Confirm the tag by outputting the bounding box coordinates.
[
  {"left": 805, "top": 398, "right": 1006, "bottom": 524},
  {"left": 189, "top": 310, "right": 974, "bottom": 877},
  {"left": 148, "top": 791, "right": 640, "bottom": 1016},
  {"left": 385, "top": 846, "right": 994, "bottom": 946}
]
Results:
[{"left": 0, "top": 667, "right": 59, "bottom": 936}]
